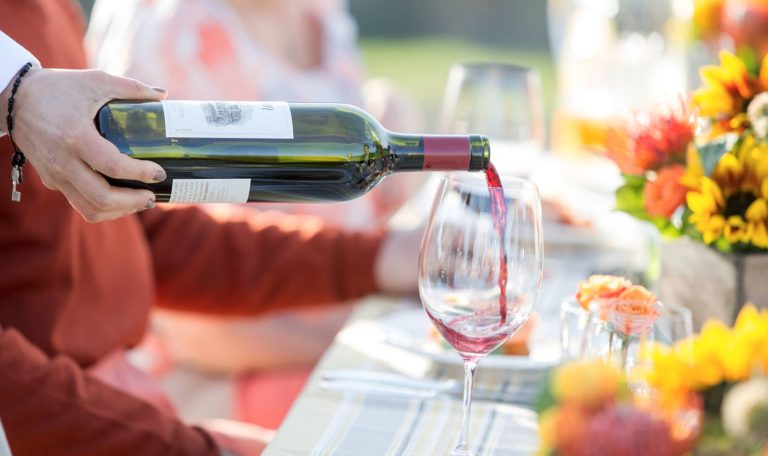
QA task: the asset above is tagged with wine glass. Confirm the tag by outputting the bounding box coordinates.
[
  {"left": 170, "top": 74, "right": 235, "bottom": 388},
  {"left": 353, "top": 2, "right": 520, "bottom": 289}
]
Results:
[
  {"left": 440, "top": 63, "right": 545, "bottom": 177},
  {"left": 419, "top": 173, "right": 543, "bottom": 456},
  {"left": 653, "top": 303, "right": 693, "bottom": 347}
]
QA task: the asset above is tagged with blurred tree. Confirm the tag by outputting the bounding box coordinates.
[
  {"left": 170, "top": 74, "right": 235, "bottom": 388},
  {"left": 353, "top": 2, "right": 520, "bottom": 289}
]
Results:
[
  {"left": 80, "top": 0, "right": 549, "bottom": 51},
  {"left": 350, "top": 0, "right": 550, "bottom": 51}
]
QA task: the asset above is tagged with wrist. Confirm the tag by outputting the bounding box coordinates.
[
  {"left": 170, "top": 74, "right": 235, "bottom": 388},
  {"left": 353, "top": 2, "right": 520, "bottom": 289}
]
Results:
[
  {"left": 0, "top": 79, "right": 11, "bottom": 135},
  {"left": 1, "top": 64, "right": 38, "bottom": 136}
]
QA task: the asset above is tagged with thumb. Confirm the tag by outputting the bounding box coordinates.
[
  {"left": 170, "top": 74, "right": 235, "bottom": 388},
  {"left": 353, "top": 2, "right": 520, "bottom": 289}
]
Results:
[{"left": 105, "top": 73, "right": 168, "bottom": 101}]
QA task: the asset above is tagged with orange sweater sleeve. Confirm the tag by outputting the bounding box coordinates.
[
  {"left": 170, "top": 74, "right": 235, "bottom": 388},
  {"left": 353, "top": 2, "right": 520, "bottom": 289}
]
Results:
[
  {"left": 138, "top": 205, "right": 385, "bottom": 315},
  {"left": 0, "top": 328, "right": 218, "bottom": 456}
]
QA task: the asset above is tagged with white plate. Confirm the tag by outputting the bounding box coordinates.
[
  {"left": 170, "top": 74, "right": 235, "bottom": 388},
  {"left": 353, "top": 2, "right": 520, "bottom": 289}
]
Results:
[{"left": 377, "top": 307, "right": 561, "bottom": 370}]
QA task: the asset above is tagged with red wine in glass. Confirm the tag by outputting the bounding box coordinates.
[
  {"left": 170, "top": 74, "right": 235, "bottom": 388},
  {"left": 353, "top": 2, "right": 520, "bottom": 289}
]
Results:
[
  {"left": 426, "top": 307, "right": 515, "bottom": 361},
  {"left": 485, "top": 162, "right": 509, "bottom": 324}
]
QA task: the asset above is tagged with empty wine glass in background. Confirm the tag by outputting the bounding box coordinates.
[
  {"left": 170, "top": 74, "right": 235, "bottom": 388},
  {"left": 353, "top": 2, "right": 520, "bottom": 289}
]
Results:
[
  {"left": 419, "top": 173, "right": 543, "bottom": 456},
  {"left": 440, "top": 63, "right": 545, "bottom": 177}
]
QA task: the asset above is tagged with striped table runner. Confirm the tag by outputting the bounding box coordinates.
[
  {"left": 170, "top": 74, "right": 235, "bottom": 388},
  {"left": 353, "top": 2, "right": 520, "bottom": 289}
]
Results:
[{"left": 307, "top": 394, "right": 538, "bottom": 455}]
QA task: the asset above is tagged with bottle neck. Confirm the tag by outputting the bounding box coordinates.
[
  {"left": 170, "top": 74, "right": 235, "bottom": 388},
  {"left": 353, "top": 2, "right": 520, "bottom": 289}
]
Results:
[{"left": 387, "top": 133, "right": 490, "bottom": 172}]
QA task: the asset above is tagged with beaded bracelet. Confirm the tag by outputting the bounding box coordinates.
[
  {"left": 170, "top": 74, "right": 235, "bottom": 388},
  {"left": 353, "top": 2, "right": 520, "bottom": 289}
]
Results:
[{"left": 6, "top": 62, "right": 33, "bottom": 203}]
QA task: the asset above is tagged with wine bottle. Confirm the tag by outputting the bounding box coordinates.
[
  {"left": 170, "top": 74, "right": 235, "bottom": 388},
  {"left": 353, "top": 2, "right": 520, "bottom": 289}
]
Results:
[{"left": 96, "top": 101, "right": 490, "bottom": 203}]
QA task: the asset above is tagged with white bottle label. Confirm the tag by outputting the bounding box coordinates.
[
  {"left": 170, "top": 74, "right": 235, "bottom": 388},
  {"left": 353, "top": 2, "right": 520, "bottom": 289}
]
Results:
[
  {"left": 161, "top": 101, "right": 294, "bottom": 139},
  {"left": 169, "top": 179, "right": 251, "bottom": 203}
]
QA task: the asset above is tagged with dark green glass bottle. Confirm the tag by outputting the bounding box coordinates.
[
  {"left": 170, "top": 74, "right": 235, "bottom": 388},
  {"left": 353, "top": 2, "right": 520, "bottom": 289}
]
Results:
[{"left": 96, "top": 100, "right": 490, "bottom": 203}]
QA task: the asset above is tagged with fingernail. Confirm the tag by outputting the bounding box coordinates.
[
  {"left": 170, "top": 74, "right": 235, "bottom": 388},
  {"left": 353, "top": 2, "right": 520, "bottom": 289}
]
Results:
[
  {"left": 145, "top": 200, "right": 156, "bottom": 210},
  {"left": 152, "top": 86, "right": 167, "bottom": 94},
  {"left": 153, "top": 169, "right": 167, "bottom": 182}
]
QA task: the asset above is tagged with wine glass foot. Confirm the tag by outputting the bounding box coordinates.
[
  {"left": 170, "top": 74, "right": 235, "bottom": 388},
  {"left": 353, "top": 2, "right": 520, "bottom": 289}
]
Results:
[{"left": 450, "top": 444, "right": 474, "bottom": 456}]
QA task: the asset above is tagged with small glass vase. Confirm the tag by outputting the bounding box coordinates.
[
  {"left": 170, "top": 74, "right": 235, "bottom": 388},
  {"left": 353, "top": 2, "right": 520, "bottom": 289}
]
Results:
[{"left": 581, "top": 299, "right": 661, "bottom": 375}]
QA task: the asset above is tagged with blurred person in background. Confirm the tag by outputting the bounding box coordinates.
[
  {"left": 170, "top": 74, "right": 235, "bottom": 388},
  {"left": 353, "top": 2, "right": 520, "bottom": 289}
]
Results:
[
  {"left": 0, "top": 0, "right": 421, "bottom": 454},
  {"left": 86, "top": 0, "right": 424, "bottom": 434}
]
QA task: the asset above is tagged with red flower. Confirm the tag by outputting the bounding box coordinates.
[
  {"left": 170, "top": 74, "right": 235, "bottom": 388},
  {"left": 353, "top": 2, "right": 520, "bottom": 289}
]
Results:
[
  {"left": 644, "top": 164, "right": 688, "bottom": 218},
  {"left": 606, "top": 104, "right": 695, "bottom": 175},
  {"left": 581, "top": 405, "right": 677, "bottom": 456}
]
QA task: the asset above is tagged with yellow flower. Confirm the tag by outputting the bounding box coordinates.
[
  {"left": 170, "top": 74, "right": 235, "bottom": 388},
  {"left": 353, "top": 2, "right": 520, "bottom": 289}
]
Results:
[
  {"left": 551, "top": 360, "right": 627, "bottom": 411},
  {"left": 681, "top": 145, "right": 705, "bottom": 190},
  {"left": 685, "top": 135, "right": 768, "bottom": 248},
  {"left": 687, "top": 177, "right": 725, "bottom": 213},
  {"left": 732, "top": 304, "right": 768, "bottom": 375},
  {"left": 692, "top": 0, "right": 725, "bottom": 41},
  {"left": 712, "top": 152, "right": 744, "bottom": 197},
  {"left": 740, "top": 139, "right": 768, "bottom": 194},
  {"left": 690, "top": 320, "right": 730, "bottom": 387},
  {"left": 753, "top": 219, "right": 768, "bottom": 248},
  {"left": 755, "top": 308, "right": 768, "bottom": 373},
  {"left": 641, "top": 343, "right": 691, "bottom": 394},
  {"left": 693, "top": 52, "right": 759, "bottom": 124},
  {"left": 536, "top": 408, "right": 559, "bottom": 456},
  {"left": 747, "top": 198, "right": 768, "bottom": 221},
  {"left": 724, "top": 215, "right": 752, "bottom": 243},
  {"left": 746, "top": 199, "right": 768, "bottom": 248},
  {"left": 687, "top": 176, "right": 727, "bottom": 244}
]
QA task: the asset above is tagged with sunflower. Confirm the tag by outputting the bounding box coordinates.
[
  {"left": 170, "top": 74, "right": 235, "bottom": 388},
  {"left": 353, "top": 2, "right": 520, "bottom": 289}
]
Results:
[
  {"left": 692, "top": 0, "right": 725, "bottom": 42},
  {"left": 692, "top": 52, "right": 768, "bottom": 134},
  {"left": 686, "top": 135, "right": 768, "bottom": 248},
  {"left": 687, "top": 176, "right": 726, "bottom": 244}
]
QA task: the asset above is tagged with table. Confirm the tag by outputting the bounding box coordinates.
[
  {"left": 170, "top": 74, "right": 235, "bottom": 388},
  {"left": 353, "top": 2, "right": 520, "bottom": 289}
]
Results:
[{"left": 264, "top": 236, "right": 642, "bottom": 455}]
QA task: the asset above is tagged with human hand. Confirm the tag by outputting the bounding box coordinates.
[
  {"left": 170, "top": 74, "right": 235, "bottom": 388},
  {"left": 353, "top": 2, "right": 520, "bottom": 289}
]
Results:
[
  {"left": 1, "top": 68, "right": 168, "bottom": 222},
  {"left": 374, "top": 225, "right": 424, "bottom": 296}
]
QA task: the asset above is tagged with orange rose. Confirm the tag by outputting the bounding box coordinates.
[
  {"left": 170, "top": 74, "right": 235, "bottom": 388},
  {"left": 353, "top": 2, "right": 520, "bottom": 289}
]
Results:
[
  {"left": 644, "top": 164, "right": 688, "bottom": 218},
  {"left": 576, "top": 275, "right": 632, "bottom": 310},
  {"left": 603, "top": 286, "right": 660, "bottom": 337}
]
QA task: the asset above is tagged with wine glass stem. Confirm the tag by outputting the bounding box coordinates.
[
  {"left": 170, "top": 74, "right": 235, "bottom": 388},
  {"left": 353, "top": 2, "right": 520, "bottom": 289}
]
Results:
[{"left": 454, "top": 360, "right": 477, "bottom": 456}]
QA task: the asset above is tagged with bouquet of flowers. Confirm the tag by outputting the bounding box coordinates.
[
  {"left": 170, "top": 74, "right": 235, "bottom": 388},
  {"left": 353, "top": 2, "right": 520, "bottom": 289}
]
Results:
[{"left": 607, "top": 51, "right": 768, "bottom": 254}]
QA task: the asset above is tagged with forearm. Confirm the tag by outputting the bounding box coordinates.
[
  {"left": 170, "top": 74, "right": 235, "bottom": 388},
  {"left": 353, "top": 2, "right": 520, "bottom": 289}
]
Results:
[
  {"left": 140, "top": 205, "right": 385, "bottom": 315},
  {"left": 0, "top": 328, "right": 219, "bottom": 456}
]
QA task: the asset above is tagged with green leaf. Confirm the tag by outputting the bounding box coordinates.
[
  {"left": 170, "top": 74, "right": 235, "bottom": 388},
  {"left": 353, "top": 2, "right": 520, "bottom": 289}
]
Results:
[
  {"left": 714, "top": 237, "right": 734, "bottom": 254},
  {"left": 614, "top": 178, "right": 683, "bottom": 237},
  {"left": 621, "top": 173, "right": 647, "bottom": 188},
  {"left": 738, "top": 46, "right": 760, "bottom": 76},
  {"left": 534, "top": 371, "right": 556, "bottom": 415},
  {"left": 614, "top": 178, "right": 646, "bottom": 215},
  {"left": 697, "top": 134, "right": 739, "bottom": 176}
]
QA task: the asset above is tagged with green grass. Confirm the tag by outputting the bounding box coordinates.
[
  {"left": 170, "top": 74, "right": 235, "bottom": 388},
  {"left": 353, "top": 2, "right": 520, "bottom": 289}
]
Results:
[{"left": 359, "top": 37, "right": 556, "bottom": 128}]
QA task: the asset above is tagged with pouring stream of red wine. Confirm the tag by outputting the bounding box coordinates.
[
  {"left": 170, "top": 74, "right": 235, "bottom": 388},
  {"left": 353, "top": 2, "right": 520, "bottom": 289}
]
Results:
[{"left": 484, "top": 163, "right": 508, "bottom": 325}]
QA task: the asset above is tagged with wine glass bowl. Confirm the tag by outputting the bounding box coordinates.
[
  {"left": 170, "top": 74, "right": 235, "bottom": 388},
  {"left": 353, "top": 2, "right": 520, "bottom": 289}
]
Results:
[{"left": 419, "top": 172, "right": 543, "bottom": 455}]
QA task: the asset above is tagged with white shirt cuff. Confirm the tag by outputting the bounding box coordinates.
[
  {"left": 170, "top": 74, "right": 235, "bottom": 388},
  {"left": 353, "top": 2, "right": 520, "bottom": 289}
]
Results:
[{"left": 0, "top": 31, "right": 39, "bottom": 136}]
